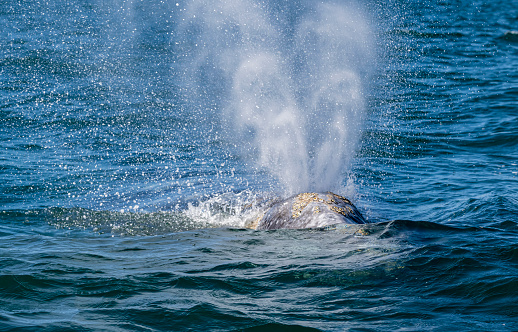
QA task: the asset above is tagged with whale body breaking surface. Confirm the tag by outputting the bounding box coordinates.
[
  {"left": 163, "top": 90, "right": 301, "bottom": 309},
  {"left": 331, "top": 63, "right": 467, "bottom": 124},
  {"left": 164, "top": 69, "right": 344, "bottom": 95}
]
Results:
[{"left": 251, "top": 192, "right": 369, "bottom": 230}]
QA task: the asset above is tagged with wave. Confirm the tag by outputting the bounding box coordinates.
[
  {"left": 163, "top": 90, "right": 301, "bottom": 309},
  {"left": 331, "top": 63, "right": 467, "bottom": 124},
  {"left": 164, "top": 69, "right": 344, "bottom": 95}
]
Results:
[{"left": 2, "top": 215, "right": 516, "bottom": 331}]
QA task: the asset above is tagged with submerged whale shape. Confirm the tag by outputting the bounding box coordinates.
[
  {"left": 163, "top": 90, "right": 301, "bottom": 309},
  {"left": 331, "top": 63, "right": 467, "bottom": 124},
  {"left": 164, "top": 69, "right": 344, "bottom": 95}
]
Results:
[{"left": 254, "top": 192, "right": 368, "bottom": 230}]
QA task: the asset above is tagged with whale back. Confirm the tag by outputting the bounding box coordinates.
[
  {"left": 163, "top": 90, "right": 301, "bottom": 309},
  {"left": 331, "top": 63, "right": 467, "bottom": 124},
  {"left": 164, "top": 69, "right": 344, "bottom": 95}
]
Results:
[{"left": 255, "top": 192, "right": 367, "bottom": 230}]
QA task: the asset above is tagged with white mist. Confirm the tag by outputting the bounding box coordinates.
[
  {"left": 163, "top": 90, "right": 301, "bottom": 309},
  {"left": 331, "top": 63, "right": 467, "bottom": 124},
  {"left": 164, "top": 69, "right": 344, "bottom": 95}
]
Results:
[{"left": 180, "top": 0, "right": 375, "bottom": 195}]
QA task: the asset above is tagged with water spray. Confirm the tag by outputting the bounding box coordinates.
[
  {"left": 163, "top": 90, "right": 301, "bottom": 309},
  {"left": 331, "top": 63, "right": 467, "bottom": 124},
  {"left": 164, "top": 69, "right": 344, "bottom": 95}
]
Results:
[{"left": 179, "top": 0, "right": 375, "bottom": 195}]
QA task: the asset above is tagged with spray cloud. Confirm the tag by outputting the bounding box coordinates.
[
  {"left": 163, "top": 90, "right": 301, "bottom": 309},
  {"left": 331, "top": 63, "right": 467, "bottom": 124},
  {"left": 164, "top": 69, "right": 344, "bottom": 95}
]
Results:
[{"left": 179, "top": 0, "right": 375, "bottom": 194}]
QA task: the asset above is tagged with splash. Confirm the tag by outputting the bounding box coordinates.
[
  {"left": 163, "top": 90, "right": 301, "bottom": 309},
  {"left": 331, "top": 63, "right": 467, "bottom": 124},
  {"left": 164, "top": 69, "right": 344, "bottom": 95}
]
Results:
[{"left": 179, "top": 0, "right": 375, "bottom": 195}]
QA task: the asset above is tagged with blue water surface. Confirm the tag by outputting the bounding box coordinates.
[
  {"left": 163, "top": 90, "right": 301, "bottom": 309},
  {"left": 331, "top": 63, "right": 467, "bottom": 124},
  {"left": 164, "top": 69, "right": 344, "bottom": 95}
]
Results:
[{"left": 1, "top": 0, "right": 517, "bottom": 330}]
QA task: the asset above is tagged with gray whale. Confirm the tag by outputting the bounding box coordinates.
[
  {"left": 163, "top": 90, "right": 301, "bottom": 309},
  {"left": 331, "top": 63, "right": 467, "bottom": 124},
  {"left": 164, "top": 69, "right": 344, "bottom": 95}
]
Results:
[{"left": 252, "top": 192, "right": 368, "bottom": 230}]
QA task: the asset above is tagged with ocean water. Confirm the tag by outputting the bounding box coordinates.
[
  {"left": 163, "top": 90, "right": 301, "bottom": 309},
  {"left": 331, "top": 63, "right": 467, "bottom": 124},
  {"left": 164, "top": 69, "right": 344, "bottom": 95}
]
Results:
[{"left": 1, "top": 0, "right": 517, "bottom": 330}]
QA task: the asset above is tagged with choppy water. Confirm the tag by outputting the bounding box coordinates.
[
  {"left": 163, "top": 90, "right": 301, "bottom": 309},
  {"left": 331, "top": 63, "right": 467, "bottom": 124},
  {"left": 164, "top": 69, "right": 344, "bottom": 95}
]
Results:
[{"left": 1, "top": 0, "right": 517, "bottom": 331}]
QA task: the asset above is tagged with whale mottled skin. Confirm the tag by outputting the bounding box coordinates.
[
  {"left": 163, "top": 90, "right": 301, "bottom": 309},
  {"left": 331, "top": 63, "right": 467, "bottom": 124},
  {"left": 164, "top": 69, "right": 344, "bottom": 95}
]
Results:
[{"left": 253, "top": 192, "right": 368, "bottom": 230}]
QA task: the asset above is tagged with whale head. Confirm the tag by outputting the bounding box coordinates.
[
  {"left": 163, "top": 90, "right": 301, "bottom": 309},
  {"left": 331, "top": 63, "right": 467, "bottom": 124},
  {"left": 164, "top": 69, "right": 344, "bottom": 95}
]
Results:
[{"left": 253, "top": 192, "right": 367, "bottom": 230}]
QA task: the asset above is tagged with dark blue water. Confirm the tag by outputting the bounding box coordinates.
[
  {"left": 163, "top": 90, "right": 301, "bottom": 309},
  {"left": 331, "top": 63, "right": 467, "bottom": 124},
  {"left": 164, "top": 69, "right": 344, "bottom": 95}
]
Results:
[{"left": 1, "top": 0, "right": 517, "bottom": 330}]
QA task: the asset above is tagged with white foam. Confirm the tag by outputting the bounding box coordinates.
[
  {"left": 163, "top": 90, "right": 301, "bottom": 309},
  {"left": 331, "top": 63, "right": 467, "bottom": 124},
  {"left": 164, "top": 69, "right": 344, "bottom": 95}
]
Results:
[{"left": 182, "top": 191, "right": 273, "bottom": 228}]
